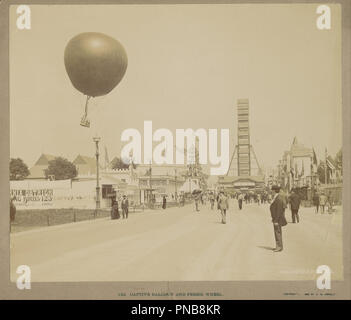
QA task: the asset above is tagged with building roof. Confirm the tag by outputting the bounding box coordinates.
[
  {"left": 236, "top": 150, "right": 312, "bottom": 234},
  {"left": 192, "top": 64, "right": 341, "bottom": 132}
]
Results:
[
  {"left": 34, "top": 154, "right": 57, "bottom": 166},
  {"left": 219, "top": 175, "right": 265, "bottom": 183},
  {"left": 139, "top": 174, "right": 186, "bottom": 182},
  {"left": 135, "top": 164, "right": 187, "bottom": 177},
  {"left": 326, "top": 155, "right": 336, "bottom": 170},
  {"left": 290, "top": 137, "right": 312, "bottom": 157},
  {"left": 28, "top": 165, "right": 47, "bottom": 179},
  {"left": 73, "top": 155, "right": 104, "bottom": 173},
  {"left": 28, "top": 154, "right": 58, "bottom": 179},
  {"left": 100, "top": 174, "right": 127, "bottom": 187},
  {"left": 73, "top": 155, "right": 96, "bottom": 166},
  {"left": 327, "top": 155, "right": 335, "bottom": 165},
  {"left": 282, "top": 151, "right": 290, "bottom": 160}
]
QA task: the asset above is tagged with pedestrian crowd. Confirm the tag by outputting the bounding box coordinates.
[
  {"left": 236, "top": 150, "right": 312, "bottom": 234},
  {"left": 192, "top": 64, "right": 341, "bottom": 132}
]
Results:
[
  {"left": 106, "top": 182, "right": 338, "bottom": 254},
  {"left": 187, "top": 185, "right": 338, "bottom": 253}
]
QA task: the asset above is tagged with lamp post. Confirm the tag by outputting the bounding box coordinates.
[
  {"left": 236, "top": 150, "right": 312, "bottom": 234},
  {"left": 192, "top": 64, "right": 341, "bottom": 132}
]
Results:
[
  {"left": 174, "top": 168, "right": 177, "bottom": 200},
  {"left": 148, "top": 160, "right": 152, "bottom": 208},
  {"left": 93, "top": 136, "right": 101, "bottom": 214},
  {"left": 325, "top": 148, "right": 328, "bottom": 186}
]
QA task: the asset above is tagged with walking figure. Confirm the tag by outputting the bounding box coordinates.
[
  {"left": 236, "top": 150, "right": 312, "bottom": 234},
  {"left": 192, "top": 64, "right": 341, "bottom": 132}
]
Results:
[
  {"left": 194, "top": 193, "right": 201, "bottom": 212},
  {"left": 313, "top": 192, "right": 320, "bottom": 213},
  {"left": 289, "top": 189, "right": 301, "bottom": 223},
  {"left": 121, "top": 195, "right": 129, "bottom": 219},
  {"left": 162, "top": 195, "right": 167, "bottom": 209},
  {"left": 238, "top": 193, "right": 244, "bottom": 210},
  {"left": 181, "top": 194, "right": 185, "bottom": 207},
  {"left": 319, "top": 192, "right": 327, "bottom": 213},
  {"left": 327, "top": 192, "right": 334, "bottom": 214},
  {"left": 218, "top": 191, "right": 229, "bottom": 224},
  {"left": 209, "top": 193, "right": 215, "bottom": 210},
  {"left": 201, "top": 193, "right": 205, "bottom": 205}
]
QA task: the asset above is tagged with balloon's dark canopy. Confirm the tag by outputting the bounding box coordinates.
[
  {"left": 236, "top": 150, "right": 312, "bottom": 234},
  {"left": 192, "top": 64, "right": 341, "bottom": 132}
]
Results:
[{"left": 64, "top": 32, "right": 128, "bottom": 97}]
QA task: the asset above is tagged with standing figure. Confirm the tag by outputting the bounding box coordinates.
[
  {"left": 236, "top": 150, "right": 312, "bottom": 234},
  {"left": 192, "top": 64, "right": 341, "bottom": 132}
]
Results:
[
  {"left": 194, "top": 193, "right": 201, "bottom": 212},
  {"left": 10, "top": 197, "right": 16, "bottom": 223},
  {"left": 218, "top": 192, "right": 229, "bottom": 224},
  {"left": 121, "top": 195, "right": 129, "bottom": 219},
  {"left": 177, "top": 194, "right": 181, "bottom": 207},
  {"left": 327, "top": 192, "right": 334, "bottom": 214},
  {"left": 238, "top": 193, "right": 244, "bottom": 210},
  {"left": 289, "top": 189, "right": 301, "bottom": 223},
  {"left": 313, "top": 192, "right": 320, "bottom": 213},
  {"left": 209, "top": 193, "right": 215, "bottom": 210},
  {"left": 200, "top": 193, "right": 205, "bottom": 205},
  {"left": 319, "top": 192, "right": 327, "bottom": 213},
  {"left": 162, "top": 195, "right": 167, "bottom": 209},
  {"left": 180, "top": 194, "right": 184, "bottom": 207},
  {"left": 110, "top": 200, "right": 120, "bottom": 220},
  {"left": 270, "top": 185, "right": 288, "bottom": 252}
]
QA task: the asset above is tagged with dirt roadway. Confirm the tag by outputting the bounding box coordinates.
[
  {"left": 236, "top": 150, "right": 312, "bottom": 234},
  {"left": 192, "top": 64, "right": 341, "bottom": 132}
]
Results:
[{"left": 10, "top": 201, "right": 343, "bottom": 282}]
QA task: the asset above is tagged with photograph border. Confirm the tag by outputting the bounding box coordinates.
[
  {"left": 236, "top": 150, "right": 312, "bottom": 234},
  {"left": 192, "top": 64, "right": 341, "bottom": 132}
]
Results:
[{"left": 0, "top": 0, "right": 350, "bottom": 300}]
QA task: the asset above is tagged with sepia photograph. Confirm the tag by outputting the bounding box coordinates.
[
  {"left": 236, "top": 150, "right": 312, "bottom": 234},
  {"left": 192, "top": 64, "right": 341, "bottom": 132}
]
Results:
[{"left": 1, "top": 0, "right": 350, "bottom": 300}]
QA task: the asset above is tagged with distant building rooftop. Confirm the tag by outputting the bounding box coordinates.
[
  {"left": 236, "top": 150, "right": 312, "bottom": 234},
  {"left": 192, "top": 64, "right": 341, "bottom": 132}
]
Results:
[
  {"left": 28, "top": 154, "right": 58, "bottom": 179},
  {"left": 290, "top": 137, "right": 313, "bottom": 157}
]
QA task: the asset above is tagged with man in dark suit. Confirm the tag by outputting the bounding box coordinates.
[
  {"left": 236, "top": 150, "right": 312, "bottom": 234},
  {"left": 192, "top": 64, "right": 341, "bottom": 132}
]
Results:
[
  {"left": 10, "top": 197, "right": 16, "bottom": 223},
  {"left": 289, "top": 189, "right": 301, "bottom": 223},
  {"left": 121, "top": 195, "right": 129, "bottom": 219},
  {"left": 270, "top": 185, "right": 288, "bottom": 252}
]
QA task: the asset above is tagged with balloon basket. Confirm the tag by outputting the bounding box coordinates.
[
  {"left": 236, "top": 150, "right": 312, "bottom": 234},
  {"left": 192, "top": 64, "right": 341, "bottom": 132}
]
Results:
[{"left": 80, "top": 115, "right": 90, "bottom": 128}]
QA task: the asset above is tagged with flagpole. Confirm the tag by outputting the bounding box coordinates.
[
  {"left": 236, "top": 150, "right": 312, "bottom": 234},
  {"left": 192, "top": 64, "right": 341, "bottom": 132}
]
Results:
[
  {"left": 325, "top": 148, "right": 328, "bottom": 185},
  {"left": 149, "top": 160, "right": 152, "bottom": 207},
  {"left": 310, "top": 155, "right": 313, "bottom": 199}
]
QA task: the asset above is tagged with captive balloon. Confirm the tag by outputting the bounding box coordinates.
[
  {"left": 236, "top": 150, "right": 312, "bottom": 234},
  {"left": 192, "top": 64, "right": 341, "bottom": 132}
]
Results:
[{"left": 64, "top": 32, "right": 128, "bottom": 127}]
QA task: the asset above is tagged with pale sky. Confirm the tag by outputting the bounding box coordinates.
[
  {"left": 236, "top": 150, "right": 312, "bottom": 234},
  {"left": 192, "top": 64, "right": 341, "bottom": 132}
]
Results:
[{"left": 10, "top": 4, "right": 342, "bottom": 172}]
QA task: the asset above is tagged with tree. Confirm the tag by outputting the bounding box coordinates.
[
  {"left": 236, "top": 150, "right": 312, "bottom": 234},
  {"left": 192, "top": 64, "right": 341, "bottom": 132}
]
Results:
[
  {"left": 10, "top": 158, "right": 30, "bottom": 180},
  {"left": 111, "top": 157, "right": 129, "bottom": 170},
  {"left": 45, "top": 157, "right": 77, "bottom": 180},
  {"left": 111, "top": 157, "right": 137, "bottom": 170}
]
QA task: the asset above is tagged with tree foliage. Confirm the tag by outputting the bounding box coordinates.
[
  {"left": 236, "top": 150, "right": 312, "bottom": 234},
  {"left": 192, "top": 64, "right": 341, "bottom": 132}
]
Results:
[
  {"left": 45, "top": 157, "right": 77, "bottom": 180},
  {"left": 111, "top": 157, "right": 137, "bottom": 170},
  {"left": 10, "top": 158, "right": 30, "bottom": 180}
]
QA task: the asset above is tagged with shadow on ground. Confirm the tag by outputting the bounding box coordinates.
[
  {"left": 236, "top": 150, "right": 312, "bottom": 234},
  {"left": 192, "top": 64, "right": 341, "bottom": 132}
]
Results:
[{"left": 257, "top": 245, "right": 275, "bottom": 251}]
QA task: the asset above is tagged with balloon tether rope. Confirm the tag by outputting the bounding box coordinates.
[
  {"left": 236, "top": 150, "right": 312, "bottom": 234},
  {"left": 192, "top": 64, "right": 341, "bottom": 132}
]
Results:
[{"left": 80, "top": 95, "right": 91, "bottom": 128}]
